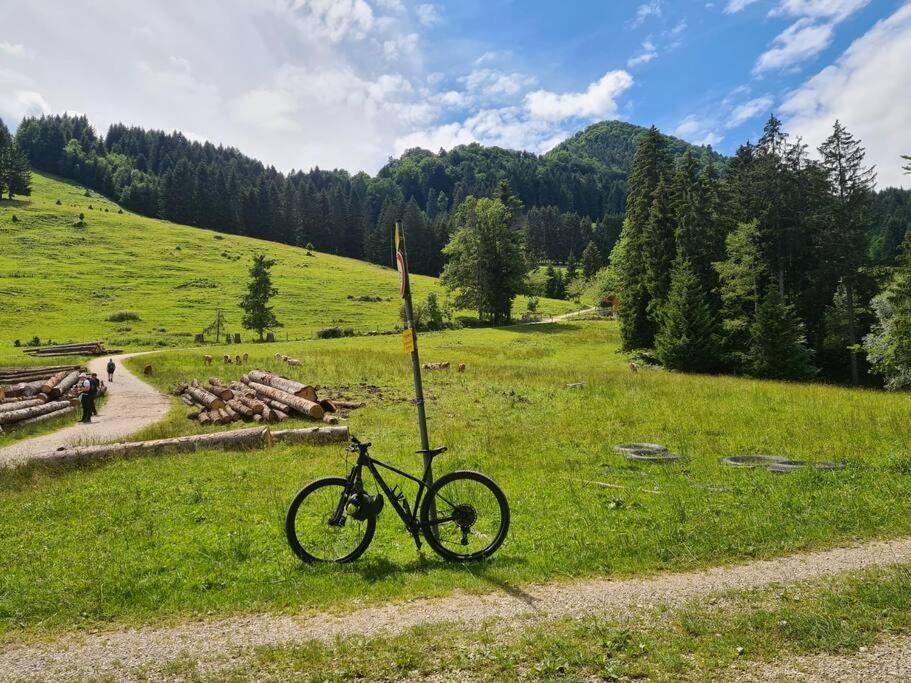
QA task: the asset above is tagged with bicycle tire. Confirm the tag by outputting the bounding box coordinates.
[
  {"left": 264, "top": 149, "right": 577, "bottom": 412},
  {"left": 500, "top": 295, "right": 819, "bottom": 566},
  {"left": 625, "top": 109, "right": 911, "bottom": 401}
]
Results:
[
  {"left": 285, "top": 477, "right": 376, "bottom": 563},
  {"left": 420, "top": 470, "right": 510, "bottom": 562}
]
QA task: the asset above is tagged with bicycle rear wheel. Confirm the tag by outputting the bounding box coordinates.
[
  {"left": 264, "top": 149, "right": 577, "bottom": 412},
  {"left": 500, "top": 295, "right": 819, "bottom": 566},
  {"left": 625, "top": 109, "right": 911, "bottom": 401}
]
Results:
[
  {"left": 285, "top": 477, "right": 375, "bottom": 563},
  {"left": 420, "top": 470, "right": 509, "bottom": 561}
]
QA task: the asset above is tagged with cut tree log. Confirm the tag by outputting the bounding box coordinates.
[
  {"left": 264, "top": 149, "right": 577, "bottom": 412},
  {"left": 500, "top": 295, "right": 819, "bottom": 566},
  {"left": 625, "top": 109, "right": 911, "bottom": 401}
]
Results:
[
  {"left": 206, "top": 383, "right": 234, "bottom": 401},
  {"left": 0, "top": 398, "right": 45, "bottom": 414},
  {"left": 0, "top": 400, "right": 73, "bottom": 425},
  {"left": 29, "top": 427, "right": 273, "bottom": 467},
  {"left": 272, "top": 426, "right": 349, "bottom": 445},
  {"left": 245, "top": 381, "right": 324, "bottom": 419},
  {"left": 245, "top": 370, "right": 318, "bottom": 402},
  {"left": 185, "top": 385, "right": 225, "bottom": 410},
  {"left": 235, "top": 395, "right": 265, "bottom": 415},
  {"left": 55, "top": 370, "right": 81, "bottom": 397},
  {"left": 13, "top": 404, "right": 75, "bottom": 428},
  {"left": 226, "top": 399, "right": 253, "bottom": 419},
  {"left": 330, "top": 400, "right": 366, "bottom": 410},
  {"left": 5, "top": 380, "right": 46, "bottom": 398},
  {"left": 40, "top": 370, "right": 70, "bottom": 396},
  {"left": 197, "top": 412, "right": 211, "bottom": 426},
  {"left": 271, "top": 407, "right": 288, "bottom": 422}
]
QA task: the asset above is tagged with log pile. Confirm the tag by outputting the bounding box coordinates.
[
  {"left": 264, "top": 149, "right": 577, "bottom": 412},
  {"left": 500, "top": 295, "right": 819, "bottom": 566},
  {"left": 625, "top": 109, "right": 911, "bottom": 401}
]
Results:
[
  {"left": 0, "top": 365, "right": 106, "bottom": 432},
  {"left": 23, "top": 341, "right": 120, "bottom": 358},
  {"left": 174, "top": 371, "right": 364, "bottom": 427}
]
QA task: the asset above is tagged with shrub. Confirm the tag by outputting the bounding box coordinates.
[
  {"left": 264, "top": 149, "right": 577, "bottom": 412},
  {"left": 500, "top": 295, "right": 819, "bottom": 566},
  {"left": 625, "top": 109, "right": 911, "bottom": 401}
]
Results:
[
  {"left": 118, "top": 209, "right": 123, "bottom": 214},
  {"left": 83, "top": 189, "right": 91, "bottom": 197},
  {"left": 526, "top": 296, "right": 539, "bottom": 313},
  {"left": 106, "top": 310, "right": 142, "bottom": 322},
  {"left": 79, "top": 213, "right": 85, "bottom": 221},
  {"left": 214, "top": 234, "right": 224, "bottom": 240},
  {"left": 13, "top": 339, "right": 20, "bottom": 347},
  {"left": 55, "top": 199, "right": 62, "bottom": 205},
  {"left": 11, "top": 215, "right": 18, "bottom": 223},
  {"left": 316, "top": 327, "right": 355, "bottom": 339},
  {"left": 88, "top": 205, "right": 93, "bottom": 210},
  {"left": 26, "top": 336, "right": 41, "bottom": 347}
]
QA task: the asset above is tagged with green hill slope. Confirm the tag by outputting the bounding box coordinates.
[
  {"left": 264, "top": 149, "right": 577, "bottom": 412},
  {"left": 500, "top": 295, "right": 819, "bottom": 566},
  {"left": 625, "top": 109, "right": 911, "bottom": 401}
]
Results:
[
  {"left": 546, "top": 120, "right": 722, "bottom": 172},
  {"left": 0, "top": 173, "right": 573, "bottom": 358}
]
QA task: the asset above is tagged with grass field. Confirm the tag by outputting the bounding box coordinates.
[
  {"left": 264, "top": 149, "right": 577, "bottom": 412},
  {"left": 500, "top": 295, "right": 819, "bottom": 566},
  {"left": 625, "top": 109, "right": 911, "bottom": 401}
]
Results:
[
  {"left": 1, "top": 321, "right": 910, "bottom": 641},
  {"left": 0, "top": 173, "right": 574, "bottom": 364}
]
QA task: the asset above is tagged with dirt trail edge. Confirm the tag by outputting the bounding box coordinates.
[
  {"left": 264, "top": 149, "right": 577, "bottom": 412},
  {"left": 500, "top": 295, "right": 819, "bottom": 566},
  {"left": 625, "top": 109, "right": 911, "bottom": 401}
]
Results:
[
  {"left": 2, "top": 536, "right": 911, "bottom": 682},
  {"left": 0, "top": 352, "right": 171, "bottom": 467}
]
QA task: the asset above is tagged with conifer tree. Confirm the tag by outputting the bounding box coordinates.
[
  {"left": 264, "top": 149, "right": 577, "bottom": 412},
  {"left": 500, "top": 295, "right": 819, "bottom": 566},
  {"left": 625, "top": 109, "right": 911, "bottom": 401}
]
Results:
[
  {"left": 864, "top": 233, "right": 911, "bottom": 390},
  {"left": 581, "top": 240, "right": 602, "bottom": 280},
  {"left": 818, "top": 120, "right": 875, "bottom": 384},
  {"left": 714, "top": 220, "right": 766, "bottom": 367},
  {"left": 642, "top": 175, "right": 675, "bottom": 316},
  {"left": 654, "top": 254, "right": 723, "bottom": 373},
  {"left": 565, "top": 250, "right": 578, "bottom": 281},
  {"left": 747, "top": 285, "right": 816, "bottom": 380},
  {"left": 618, "top": 126, "right": 671, "bottom": 350},
  {"left": 240, "top": 254, "right": 282, "bottom": 341}
]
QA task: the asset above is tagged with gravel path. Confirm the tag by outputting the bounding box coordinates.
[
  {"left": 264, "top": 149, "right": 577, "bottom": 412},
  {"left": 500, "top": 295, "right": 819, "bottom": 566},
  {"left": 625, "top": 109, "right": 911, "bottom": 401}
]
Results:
[
  {"left": 0, "top": 352, "right": 171, "bottom": 467},
  {"left": 735, "top": 634, "right": 911, "bottom": 682},
  {"left": 2, "top": 536, "right": 910, "bottom": 682}
]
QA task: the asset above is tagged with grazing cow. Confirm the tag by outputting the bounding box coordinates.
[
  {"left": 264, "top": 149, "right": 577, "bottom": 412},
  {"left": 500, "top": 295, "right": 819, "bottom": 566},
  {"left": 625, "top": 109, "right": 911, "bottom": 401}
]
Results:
[
  {"left": 629, "top": 362, "right": 639, "bottom": 373},
  {"left": 458, "top": 363, "right": 466, "bottom": 372},
  {"left": 273, "top": 352, "right": 282, "bottom": 361},
  {"left": 281, "top": 355, "right": 289, "bottom": 362},
  {"left": 223, "top": 354, "right": 232, "bottom": 364},
  {"left": 287, "top": 358, "right": 301, "bottom": 367},
  {"left": 235, "top": 354, "right": 242, "bottom": 365},
  {"left": 242, "top": 352, "right": 249, "bottom": 363},
  {"left": 203, "top": 354, "right": 213, "bottom": 366}
]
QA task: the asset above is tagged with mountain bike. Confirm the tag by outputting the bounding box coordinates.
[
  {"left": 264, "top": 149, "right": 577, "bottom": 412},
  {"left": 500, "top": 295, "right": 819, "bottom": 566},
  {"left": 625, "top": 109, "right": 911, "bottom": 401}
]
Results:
[{"left": 285, "top": 436, "right": 510, "bottom": 562}]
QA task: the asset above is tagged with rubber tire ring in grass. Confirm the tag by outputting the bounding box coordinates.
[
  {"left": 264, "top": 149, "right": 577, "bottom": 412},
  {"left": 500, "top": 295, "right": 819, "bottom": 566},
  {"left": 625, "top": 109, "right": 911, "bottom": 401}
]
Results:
[
  {"left": 624, "top": 452, "right": 681, "bottom": 463},
  {"left": 614, "top": 443, "right": 668, "bottom": 455},
  {"left": 721, "top": 454, "right": 791, "bottom": 468},
  {"left": 766, "top": 460, "right": 845, "bottom": 474}
]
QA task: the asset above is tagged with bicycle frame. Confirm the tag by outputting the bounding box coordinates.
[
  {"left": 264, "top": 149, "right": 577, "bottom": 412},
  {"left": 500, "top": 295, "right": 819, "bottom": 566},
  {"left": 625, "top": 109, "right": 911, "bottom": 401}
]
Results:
[{"left": 337, "top": 444, "right": 436, "bottom": 547}]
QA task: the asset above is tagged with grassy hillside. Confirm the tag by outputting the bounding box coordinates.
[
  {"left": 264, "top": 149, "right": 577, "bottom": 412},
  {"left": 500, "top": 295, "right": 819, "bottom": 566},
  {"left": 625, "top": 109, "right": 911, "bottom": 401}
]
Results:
[{"left": 0, "top": 173, "right": 574, "bottom": 361}]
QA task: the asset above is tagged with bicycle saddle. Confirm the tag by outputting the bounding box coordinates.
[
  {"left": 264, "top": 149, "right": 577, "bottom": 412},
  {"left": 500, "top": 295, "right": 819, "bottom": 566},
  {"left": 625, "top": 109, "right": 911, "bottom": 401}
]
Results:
[{"left": 416, "top": 446, "right": 447, "bottom": 458}]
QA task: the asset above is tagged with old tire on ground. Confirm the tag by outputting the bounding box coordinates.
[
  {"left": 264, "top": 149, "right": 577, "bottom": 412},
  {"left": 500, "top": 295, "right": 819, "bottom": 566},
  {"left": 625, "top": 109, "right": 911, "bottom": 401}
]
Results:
[
  {"left": 766, "top": 460, "right": 845, "bottom": 474},
  {"left": 614, "top": 443, "right": 668, "bottom": 455},
  {"left": 722, "top": 454, "right": 791, "bottom": 468}
]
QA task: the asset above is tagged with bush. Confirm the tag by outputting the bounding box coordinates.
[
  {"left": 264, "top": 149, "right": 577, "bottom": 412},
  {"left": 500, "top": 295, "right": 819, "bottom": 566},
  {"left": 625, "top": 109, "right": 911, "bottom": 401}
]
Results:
[
  {"left": 316, "top": 327, "right": 355, "bottom": 339},
  {"left": 83, "top": 189, "right": 91, "bottom": 197},
  {"left": 26, "top": 336, "right": 41, "bottom": 347},
  {"left": 526, "top": 296, "right": 539, "bottom": 313},
  {"left": 106, "top": 310, "right": 142, "bottom": 322},
  {"left": 13, "top": 339, "right": 20, "bottom": 347},
  {"left": 79, "top": 213, "right": 85, "bottom": 221},
  {"left": 118, "top": 209, "right": 123, "bottom": 214},
  {"left": 11, "top": 215, "right": 18, "bottom": 223},
  {"left": 55, "top": 199, "right": 62, "bottom": 205}
]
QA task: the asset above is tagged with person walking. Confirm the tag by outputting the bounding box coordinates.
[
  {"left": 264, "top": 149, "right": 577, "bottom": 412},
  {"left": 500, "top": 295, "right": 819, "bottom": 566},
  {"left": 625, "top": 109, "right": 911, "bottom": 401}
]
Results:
[
  {"left": 88, "top": 373, "right": 100, "bottom": 417},
  {"left": 79, "top": 374, "right": 93, "bottom": 424},
  {"left": 106, "top": 358, "right": 115, "bottom": 382}
]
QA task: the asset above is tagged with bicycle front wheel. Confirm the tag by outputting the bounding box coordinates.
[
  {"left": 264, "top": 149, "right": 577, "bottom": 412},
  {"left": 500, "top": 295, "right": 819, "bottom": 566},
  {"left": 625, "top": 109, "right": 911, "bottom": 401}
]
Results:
[
  {"left": 420, "top": 470, "right": 510, "bottom": 561},
  {"left": 285, "top": 477, "right": 375, "bottom": 563}
]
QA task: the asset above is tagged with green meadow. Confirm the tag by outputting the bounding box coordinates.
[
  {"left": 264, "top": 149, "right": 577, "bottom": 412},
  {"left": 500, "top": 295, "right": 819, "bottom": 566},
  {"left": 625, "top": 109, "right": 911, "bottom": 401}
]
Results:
[
  {"left": 0, "top": 321, "right": 909, "bottom": 640},
  {"left": 0, "top": 173, "right": 573, "bottom": 364}
]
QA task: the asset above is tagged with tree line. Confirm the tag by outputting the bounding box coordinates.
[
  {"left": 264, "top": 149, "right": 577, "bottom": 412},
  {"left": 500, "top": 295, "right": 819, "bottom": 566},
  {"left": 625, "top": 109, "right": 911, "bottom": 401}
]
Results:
[
  {"left": 11, "top": 114, "right": 657, "bottom": 279},
  {"left": 613, "top": 116, "right": 911, "bottom": 387},
  {"left": 0, "top": 118, "right": 31, "bottom": 200}
]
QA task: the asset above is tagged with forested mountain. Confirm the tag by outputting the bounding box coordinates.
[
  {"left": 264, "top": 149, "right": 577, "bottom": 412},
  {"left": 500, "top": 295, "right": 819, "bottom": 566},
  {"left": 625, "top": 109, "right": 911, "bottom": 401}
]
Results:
[{"left": 13, "top": 114, "right": 714, "bottom": 275}]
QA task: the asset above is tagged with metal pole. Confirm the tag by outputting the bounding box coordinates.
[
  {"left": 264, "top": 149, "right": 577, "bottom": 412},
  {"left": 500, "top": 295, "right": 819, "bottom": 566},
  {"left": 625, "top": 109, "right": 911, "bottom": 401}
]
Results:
[{"left": 396, "top": 222, "right": 434, "bottom": 489}]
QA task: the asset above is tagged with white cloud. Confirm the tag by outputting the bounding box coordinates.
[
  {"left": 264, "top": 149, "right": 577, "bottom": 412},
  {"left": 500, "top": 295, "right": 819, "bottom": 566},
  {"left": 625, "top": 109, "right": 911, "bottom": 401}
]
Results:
[
  {"left": 674, "top": 114, "right": 724, "bottom": 146},
  {"left": 632, "top": 1, "right": 663, "bottom": 27},
  {"left": 374, "top": 0, "right": 404, "bottom": 11},
  {"left": 382, "top": 32, "right": 419, "bottom": 61},
  {"left": 525, "top": 70, "right": 634, "bottom": 122},
  {"left": 0, "top": 42, "right": 27, "bottom": 58},
  {"left": 628, "top": 39, "right": 658, "bottom": 66},
  {"left": 781, "top": 2, "right": 911, "bottom": 188},
  {"left": 460, "top": 68, "right": 536, "bottom": 99},
  {"left": 754, "top": 17, "right": 835, "bottom": 73},
  {"left": 415, "top": 3, "right": 441, "bottom": 27},
  {"left": 724, "top": 0, "right": 759, "bottom": 13},
  {"left": 0, "top": 89, "right": 51, "bottom": 126},
  {"left": 287, "top": 0, "right": 375, "bottom": 42},
  {"left": 727, "top": 94, "right": 774, "bottom": 127},
  {"left": 771, "top": 0, "right": 871, "bottom": 21},
  {"left": 669, "top": 19, "right": 688, "bottom": 35}
]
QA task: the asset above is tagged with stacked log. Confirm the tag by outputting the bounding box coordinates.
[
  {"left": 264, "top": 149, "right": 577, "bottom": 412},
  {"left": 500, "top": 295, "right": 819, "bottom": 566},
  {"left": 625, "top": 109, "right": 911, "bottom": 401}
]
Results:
[
  {"left": 23, "top": 341, "right": 119, "bottom": 357},
  {"left": 0, "top": 365, "right": 99, "bottom": 431},
  {"left": 175, "top": 370, "right": 364, "bottom": 427}
]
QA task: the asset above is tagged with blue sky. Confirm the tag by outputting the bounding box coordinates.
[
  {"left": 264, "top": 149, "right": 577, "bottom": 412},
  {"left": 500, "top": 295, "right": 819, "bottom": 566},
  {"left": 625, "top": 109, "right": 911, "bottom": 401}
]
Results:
[{"left": 1, "top": 0, "right": 908, "bottom": 186}]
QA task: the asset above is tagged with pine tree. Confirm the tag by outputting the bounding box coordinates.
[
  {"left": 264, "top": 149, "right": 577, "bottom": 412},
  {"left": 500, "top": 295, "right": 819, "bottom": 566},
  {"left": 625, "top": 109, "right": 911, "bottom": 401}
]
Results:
[
  {"left": 864, "top": 234, "right": 911, "bottom": 389},
  {"left": 8, "top": 142, "right": 32, "bottom": 198},
  {"left": 642, "top": 175, "right": 675, "bottom": 316},
  {"left": 654, "top": 254, "right": 723, "bottom": 373},
  {"left": 818, "top": 120, "right": 875, "bottom": 385},
  {"left": 240, "top": 254, "right": 282, "bottom": 341},
  {"left": 618, "top": 126, "right": 671, "bottom": 350},
  {"left": 441, "top": 196, "right": 526, "bottom": 324},
  {"left": 580, "top": 240, "right": 602, "bottom": 280},
  {"left": 565, "top": 250, "right": 578, "bottom": 281},
  {"left": 747, "top": 285, "right": 816, "bottom": 380},
  {"left": 0, "top": 118, "right": 9, "bottom": 198}
]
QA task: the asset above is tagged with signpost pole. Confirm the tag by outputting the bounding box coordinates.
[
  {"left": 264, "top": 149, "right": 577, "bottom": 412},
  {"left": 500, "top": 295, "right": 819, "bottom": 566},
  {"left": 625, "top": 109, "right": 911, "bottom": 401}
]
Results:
[{"left": 395, "top": 222, "right": 435, "bottom": 494}]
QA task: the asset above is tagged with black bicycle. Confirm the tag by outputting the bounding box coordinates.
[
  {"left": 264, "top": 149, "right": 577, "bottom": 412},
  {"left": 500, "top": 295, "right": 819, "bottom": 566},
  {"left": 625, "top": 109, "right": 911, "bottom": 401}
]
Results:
[{"left": 285, "top": 437, "right": 510, "bottom": 562}]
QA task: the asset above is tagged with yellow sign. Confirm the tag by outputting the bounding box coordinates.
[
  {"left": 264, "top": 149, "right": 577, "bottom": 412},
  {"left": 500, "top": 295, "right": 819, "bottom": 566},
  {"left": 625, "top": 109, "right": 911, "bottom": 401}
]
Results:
[
  {"left": 395, "top": 223, "right": 401, "bottom": 252},
  {"left": 402, "top": 327, "right": 415, "bottom": 353}
]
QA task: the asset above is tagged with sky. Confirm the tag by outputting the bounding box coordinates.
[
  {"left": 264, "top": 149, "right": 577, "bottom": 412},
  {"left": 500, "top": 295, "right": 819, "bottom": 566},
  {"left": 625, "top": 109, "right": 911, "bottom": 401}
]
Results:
[{"left": 1, "top": 0, "right": 908, "bottom": 187}]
